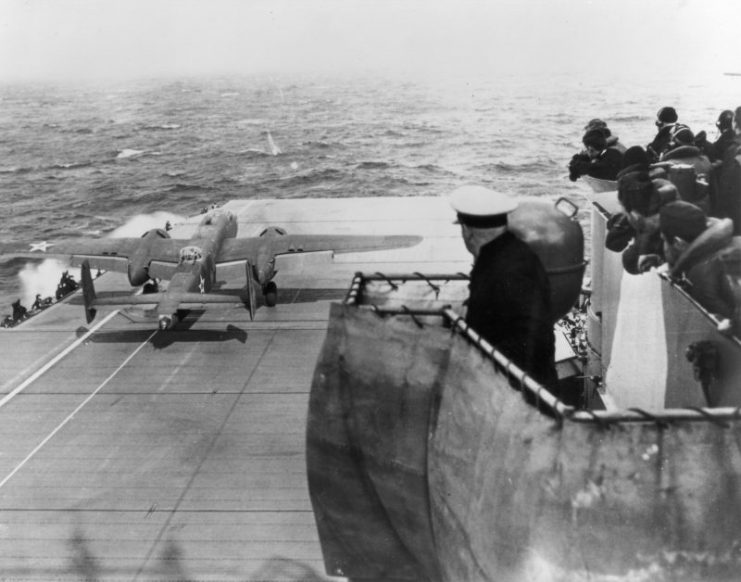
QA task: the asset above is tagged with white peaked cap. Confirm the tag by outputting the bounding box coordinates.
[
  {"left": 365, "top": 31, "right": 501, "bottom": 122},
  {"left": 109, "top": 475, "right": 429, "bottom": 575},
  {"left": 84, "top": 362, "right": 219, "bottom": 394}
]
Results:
[{"left": 449, "top": 185, "right": 518, "bottom": 217}]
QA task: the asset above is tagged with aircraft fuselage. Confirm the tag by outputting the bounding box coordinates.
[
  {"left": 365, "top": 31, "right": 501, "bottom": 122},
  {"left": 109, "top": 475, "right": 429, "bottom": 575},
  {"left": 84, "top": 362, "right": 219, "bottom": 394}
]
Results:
[{"left": 156, "top": 210, "right": 238, "bottom": 329}]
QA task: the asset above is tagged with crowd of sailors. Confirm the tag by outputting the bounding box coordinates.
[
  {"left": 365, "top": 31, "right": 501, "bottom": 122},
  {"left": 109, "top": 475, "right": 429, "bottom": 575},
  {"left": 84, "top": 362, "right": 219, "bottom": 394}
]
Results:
[
  {"left": 569, "top": 106, "right": 741, "bottom": 335},
  {"left": 1, "top": 270, "right": 78, "bottom": 327}
]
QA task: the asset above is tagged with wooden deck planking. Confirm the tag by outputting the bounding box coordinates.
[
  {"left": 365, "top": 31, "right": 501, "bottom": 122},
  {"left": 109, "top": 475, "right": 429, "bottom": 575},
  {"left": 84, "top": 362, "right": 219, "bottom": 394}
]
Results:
[{"left": 0, "top": 196, "right": 470, "bottom": 580}]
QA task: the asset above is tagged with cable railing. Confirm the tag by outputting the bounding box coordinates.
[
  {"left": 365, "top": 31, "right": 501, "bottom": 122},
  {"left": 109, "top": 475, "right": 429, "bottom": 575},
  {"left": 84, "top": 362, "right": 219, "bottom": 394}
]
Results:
[{"left": 343, "top": 271, "right": 741, "bottom": 427}]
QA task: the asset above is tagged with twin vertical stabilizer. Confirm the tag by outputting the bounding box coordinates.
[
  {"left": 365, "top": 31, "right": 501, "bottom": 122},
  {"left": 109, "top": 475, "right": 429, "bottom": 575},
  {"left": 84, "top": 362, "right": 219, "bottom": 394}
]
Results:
[{"left": 80, "top": 260, "right": 97, "bottom": 324}]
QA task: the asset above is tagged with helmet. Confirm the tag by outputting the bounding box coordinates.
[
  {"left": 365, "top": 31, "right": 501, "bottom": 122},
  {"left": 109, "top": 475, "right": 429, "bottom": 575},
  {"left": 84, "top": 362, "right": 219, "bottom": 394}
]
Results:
[
  {"left": 657, "top": 106, "right": 678, "bottom": 124},
  {"left": 717, "top": 110, "right": 734, "bottom": 131}
]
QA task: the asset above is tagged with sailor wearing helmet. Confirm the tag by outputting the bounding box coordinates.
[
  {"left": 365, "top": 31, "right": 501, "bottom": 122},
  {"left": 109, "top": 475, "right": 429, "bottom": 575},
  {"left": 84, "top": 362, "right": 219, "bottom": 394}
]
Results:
[{"left": 451, "top": 185, "right": 558, "bottom": 395}]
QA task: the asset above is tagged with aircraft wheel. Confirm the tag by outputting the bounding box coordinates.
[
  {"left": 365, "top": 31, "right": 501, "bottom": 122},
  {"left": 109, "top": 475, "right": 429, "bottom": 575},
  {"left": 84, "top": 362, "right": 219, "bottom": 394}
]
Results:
[
  {"left": 142, "top": 281, "right": 158, "bottom": 294},
  {"left": 264, "top": 281, "right": 278, "bottom": 307}
]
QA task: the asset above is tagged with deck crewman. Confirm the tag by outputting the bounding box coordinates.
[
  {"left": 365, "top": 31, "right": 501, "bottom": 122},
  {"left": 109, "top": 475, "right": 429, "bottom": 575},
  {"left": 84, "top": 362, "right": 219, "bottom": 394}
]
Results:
[
  {"left": 450, "top": 185, "right": 558, "bottom": 396},
  {"left": 568, "top": 128, "right": 623, "bottom": 182}
]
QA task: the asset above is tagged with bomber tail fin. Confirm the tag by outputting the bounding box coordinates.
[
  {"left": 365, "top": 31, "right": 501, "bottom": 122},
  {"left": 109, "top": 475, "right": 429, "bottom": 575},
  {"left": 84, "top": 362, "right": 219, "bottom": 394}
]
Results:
[
  {"left": 245, "top": 261, "right": 256, "bottom": 321},
  {"left": 80, "top": 259, "right": 97, "bottom": 324}
]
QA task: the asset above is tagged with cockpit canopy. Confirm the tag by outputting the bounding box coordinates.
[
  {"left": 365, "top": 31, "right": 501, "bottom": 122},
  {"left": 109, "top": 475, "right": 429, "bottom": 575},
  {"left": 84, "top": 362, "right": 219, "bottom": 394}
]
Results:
[
  {"left": 200, "top": 208, "right": 236, "bottom": 226},
  {"left": 179, "top": 245, "right": 203, "bottom": 265}
]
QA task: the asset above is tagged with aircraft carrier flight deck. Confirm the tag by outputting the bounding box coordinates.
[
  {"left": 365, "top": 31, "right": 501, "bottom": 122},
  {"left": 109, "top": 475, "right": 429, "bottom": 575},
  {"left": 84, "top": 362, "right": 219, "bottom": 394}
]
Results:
[{"left": 0, "top": 197, "right": 469, "bottom": 581}]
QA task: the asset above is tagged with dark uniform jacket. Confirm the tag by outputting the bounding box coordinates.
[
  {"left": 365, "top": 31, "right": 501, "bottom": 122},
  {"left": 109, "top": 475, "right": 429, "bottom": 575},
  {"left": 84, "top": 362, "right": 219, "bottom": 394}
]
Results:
[
  {"left": 660, "top": 145, "right": 712, "bottom": 178},
  {"left": 466, "top": 232, "right": 558, "bottom": 390},
  {"left": 647, "top": 124, "right": 679, "bottom": 162},
  {"left": 672, "top": 227, "right": 737, "bottom": 320},
  {"left": 587, "top": 148, "right": 623, "bottom": 181},
  {"left": 706, "top": 129, "right": 736, "bottom": 162},
  {"left": 568, "top": 148, "right": 623, "bottom": 182}
]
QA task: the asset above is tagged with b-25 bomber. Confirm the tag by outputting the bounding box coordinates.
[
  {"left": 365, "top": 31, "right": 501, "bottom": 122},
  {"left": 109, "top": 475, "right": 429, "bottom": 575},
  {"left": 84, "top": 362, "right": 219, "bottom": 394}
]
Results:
[{"left": 0, "top": 206, "right": 422, "bottom": 330}]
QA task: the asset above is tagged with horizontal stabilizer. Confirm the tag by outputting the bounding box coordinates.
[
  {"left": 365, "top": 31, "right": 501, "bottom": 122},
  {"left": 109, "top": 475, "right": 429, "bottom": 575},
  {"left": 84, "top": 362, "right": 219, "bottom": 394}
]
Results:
[
  {"left": 90, "top": 291, "right": 245, "bottom": 307},
  {"left": 166, "top": 292, "right": 246, "bottom": 305}
]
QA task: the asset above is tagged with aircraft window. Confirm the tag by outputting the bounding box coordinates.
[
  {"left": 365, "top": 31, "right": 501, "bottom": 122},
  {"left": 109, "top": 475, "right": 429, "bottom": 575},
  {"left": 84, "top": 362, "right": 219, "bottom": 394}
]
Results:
[{"left": 179, "top": 246, "right": 203, "bottom": 264}]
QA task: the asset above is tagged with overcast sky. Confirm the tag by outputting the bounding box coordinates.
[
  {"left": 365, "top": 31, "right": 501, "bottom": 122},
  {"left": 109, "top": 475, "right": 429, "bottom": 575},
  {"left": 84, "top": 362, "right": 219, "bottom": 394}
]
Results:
[{"left": 0, "top": 0, "right": 739, "bottom": 82}]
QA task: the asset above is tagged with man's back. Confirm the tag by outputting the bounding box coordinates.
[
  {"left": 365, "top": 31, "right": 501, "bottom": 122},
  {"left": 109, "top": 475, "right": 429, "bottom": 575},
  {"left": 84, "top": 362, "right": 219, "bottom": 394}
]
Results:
[{"left": 466, "top": 231, "right": 557, "bottom": 389}]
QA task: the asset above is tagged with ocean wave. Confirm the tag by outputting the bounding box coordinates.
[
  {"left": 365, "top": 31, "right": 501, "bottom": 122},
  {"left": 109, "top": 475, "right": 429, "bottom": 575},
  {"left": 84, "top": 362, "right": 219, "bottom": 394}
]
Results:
[
  {"left": 236, "top": 118, "right": 268, "bottom": 126},
  {"left": 0, "top": 166, "right": 34, "bottom": 174},
  {"left": 357, "top": 161, "right": 391, "bottom": 170},
  {"left": 413, "top": 163, "right": 451, "bottom": 174},
  {"left": 402, "top": 123, "right": 444, "bottom": 134},
  {"left": 302, "top": 140, "right": 343, "bottom": 149},
  {"left": 143, "top": 123, "right": 181, "bottom": 130},
  {"left": 51, "top": 161, "right": 93, "bottom": 170},
  {"left": 473, "top": 160, "right": 555, "bottom": 174},
  {"left": 165, "top": 183, "right": 216, "bottom": 193},
  {"left": 611, "top": 115, "right": 647, "bottom": 123},
  {"left": 238, "top": 148, "right": 271, "bottom": 157},
  {"left": 276, "top": 168, "right": 345, "bottom": 188}
]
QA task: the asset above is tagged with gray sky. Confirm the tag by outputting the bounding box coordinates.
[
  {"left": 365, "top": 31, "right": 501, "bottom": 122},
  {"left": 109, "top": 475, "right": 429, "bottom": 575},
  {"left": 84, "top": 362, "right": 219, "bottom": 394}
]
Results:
[{"left": 0, "top": 0, "right": 738, "bottom": 82}]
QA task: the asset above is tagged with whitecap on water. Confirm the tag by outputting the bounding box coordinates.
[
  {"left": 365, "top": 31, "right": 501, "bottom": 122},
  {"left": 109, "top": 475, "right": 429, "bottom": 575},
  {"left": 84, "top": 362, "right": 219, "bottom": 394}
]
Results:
[{"left": 116, "top": 149, "right": 145, "bottom": 159}]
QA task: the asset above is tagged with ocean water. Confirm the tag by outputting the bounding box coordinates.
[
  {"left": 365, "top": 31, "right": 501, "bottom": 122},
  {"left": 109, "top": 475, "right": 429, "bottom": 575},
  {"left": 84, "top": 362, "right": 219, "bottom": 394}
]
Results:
[{"left": 1, "top": 71, "right": 740, "bottom": 310}]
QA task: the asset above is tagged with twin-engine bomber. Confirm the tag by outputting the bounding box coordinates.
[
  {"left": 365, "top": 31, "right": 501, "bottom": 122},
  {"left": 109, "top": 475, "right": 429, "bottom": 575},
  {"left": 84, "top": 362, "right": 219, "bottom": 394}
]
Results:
[{"left": 0, "top": 207, "right": 422, "bottom": 330}]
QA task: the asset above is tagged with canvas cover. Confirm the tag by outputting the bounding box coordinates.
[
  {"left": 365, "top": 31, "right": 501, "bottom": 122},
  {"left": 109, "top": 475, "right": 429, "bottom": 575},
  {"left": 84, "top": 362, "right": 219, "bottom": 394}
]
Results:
[{"left": 307, "top": 303, "right": 741, "bottom": 582}]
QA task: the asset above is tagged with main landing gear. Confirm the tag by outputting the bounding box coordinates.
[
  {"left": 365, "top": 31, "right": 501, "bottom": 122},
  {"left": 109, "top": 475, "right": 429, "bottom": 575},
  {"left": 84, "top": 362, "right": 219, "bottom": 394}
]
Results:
[
  {"left": 142, "top": 279, "right": 160, "bottom": 294},
  {"left": 263, "top": 281, "right": 278, "bottom": 307}
]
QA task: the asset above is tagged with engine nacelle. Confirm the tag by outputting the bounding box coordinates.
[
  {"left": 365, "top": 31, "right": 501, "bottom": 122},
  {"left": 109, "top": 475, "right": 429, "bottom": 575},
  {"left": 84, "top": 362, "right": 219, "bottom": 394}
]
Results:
[
  {"left": 127, "top": 228, "right": 171, "bottom": 286},
  {"left": 127, "top": 262, "right": 150, "bottom": 286}
]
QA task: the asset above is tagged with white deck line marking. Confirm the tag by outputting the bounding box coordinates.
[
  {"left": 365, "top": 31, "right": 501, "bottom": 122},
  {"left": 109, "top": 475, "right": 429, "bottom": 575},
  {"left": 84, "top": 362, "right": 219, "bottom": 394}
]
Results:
[
  {"left": 157, "top": 344, "right": 197, "bottom": 393},
  {"left": 0, "top": 310, "right": 121, "bottom": 410},
  {"left": 0, "top": 328, "right": 157, "bottom": 490}
]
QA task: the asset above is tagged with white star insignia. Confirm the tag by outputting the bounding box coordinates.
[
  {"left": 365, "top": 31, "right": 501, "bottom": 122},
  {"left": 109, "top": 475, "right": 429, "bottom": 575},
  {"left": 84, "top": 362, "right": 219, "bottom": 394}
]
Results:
[{"left": 29, "top": 241, "right": 53, "bottom": 252}]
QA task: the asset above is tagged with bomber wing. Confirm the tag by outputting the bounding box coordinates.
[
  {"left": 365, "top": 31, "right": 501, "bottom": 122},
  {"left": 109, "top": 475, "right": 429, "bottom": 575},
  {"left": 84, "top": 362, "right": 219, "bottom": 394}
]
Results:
[
  {"left": 0, "top": 237, "right": 183, "bottom": 273},
  {"left": 216, "top": 234, "right": 422, "bottom": 263}
]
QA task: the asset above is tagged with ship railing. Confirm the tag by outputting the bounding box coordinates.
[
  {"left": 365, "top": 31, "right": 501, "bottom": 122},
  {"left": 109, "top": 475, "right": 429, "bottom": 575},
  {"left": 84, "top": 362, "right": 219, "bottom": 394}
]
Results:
[{"left": 344, "top": 271, "right": 741, "bottom": 427}]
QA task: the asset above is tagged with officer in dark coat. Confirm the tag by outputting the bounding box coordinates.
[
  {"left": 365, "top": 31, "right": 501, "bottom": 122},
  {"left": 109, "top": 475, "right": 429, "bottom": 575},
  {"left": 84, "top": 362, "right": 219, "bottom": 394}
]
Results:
[{"left": 450, "top": 185, "right": 558, "bottom": 394}]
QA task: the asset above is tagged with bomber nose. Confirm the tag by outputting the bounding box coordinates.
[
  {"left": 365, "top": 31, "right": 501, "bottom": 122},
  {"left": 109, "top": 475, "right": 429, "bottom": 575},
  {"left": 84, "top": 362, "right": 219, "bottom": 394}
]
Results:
[{"left": 158, "top": 314, "right": 178, "bottom": 330}]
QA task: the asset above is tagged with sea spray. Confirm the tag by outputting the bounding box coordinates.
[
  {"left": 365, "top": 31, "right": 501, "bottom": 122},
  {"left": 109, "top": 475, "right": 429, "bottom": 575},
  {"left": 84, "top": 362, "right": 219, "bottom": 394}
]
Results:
[
  {"left": 18, "top": 258, "right": 79, "bottom": 307},
  {"left": 9, "top": 211, "right": 185, "bottom": 311},
  {"left": 108, "top": 211, "right": 185, "bottom": 237}
]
